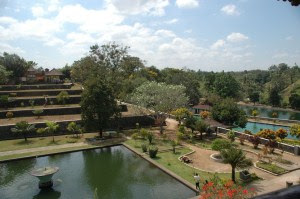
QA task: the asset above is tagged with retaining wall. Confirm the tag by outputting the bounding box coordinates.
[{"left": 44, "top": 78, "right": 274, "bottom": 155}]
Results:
[
  {"left": 249, "top": 116, "right": 300, "bottom": 124},
  {"left": 0, "top": 84, "right": 72, "bottom": 91},
  {"left": 217, "top": 127, "right": 298, "bottom": 155},
  {"left": 0, "top": 89, "right": 82, "bottom": 97},
  {"left": 0, "top": 115, "right": 155, "bottom": 140}
]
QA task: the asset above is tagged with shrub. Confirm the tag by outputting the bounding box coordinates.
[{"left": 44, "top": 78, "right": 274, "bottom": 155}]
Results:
[
  {"left": 290, "top": 124, "right": 300, "bottom": 139},
  {"left": 131, "top": 132, "right": 139, "bottom": 142},
  {"left": 200, "top": 111, "right": 210, "bottom": 119},
  {"left": 249, "top": 135, "right": 260, "bottom": 149},
  {"left": 211, "top": 139, "right": 232, "bottom": 151},
  {"left": 0, "top": 95, "right": 9, "bottom": 108},
  {"left": 257, "top": 129, "right": 276, "bottom": 140},
  {"left": 6, "top": 111, "right": 14, "bottom": 119},
  {"left": 32, "top": 109, "right": 44, "bottom": 118},
  {"left": 147, "top": 131, "right": 154, "bottom": 144},
  {"left": 149, "top": 146, "right": 158, "bottom": 158},
  {"left": 171, "top": 139, "right": 178, "bottom": 154},
  {"left": 140, "top": 128, "right": 148, "bottom": 139},
  {"left": 141, "top": 143, "right": 148, "bottom": 152},
  {"left": 67, "top": 122, "right": 81, "bottom": 137},
  {"left": 20, "top": 102, "right": 25, "bottom": 107},
  {"left": 56, "top": 91, "right": 69, "bottom": 105},
  {"left": 176, "top": 131, "right": 184, "bottom": 141},
  {"left": 9, "top": 93, "right": 17, "bottom": 97},
  {"left": 37, "top": 128, "right": 45, "bottom": 134},
  {"left": 275, "top": 128, "right": 288, "bottom": 140},
  {"left": 244, "top": 130, "right": 252, "bottom": 135},
  {"left": 251, "top": 110, "right": 259, "bottom": 117},
  {"left": 227, "top": 130, "right": 236, "bottom": 142},
  {"left": 266, "top": 140, "right": 277, "bottom": 153},
  {"left": 178, "top": 125, "right": 186, "bottom": 134},
  {"left": 29, "top": 99, "right": 35, "bottom": 107}
]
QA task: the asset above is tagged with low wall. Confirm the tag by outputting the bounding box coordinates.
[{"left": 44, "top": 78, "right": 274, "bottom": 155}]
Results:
[
  {"left": 0, "top": 115, "right": 155, "bottom": 140},
  {"left": 0, "top": 104, "right": 128, "bottom": 119},
  {"left": 0, "top": 84, "right": 72, "bottom": 91},
  {"left": 0, "top": 89, "right": 82, "bottom": 97},
  {"left": 4, "top": 96, "right": 81, "bottom": 108},
  {"left": 217, "top": 127, "right": 298, "bottom": 155},
  {"left": 249, "top": 116, "right": 300, "bottom": 124}
]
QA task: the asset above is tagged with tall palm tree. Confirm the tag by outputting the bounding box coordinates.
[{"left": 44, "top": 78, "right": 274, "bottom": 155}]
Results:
[
  {"left": 45, "top": 121, "right": 59, "bottom": 142},
  {"left": 11, "top": 121, "right": 35, "bottom": 142},
  {"left": 221, "top": 147, "right": 253, "bottom": 183}
]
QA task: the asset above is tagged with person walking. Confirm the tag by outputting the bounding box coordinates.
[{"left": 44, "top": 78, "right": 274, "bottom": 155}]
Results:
[{"left": 194, "top": 173, "right": 200, "bottom": 190}]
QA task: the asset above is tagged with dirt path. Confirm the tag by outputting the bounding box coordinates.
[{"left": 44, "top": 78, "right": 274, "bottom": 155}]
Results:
[{"left": 0, "top": 142, "right": 88, "bottom": 157}]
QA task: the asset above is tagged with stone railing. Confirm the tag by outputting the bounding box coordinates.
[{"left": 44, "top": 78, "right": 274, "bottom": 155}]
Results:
[{"left": 217, "top": 127, "right": 299, "bottom": 155}]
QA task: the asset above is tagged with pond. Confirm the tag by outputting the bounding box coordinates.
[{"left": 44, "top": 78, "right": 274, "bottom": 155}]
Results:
[
  {"left": 0, "top": 145, "right": 196, "bottom": 199},
  {"left": 239, "top": 105, "right": 300, "bottom": 121},
  {"left": 232, "top": 122, "right": 296, "bottom": 140}
]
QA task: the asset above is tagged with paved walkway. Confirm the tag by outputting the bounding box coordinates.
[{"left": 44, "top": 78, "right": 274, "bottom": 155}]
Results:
[{"left": 0, "top": 142, "right": 88, "bottom": 157}]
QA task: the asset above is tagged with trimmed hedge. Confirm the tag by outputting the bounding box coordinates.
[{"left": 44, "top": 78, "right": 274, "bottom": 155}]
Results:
[
  {"left": 0, "top": 84, "right": 72, "bottom": 91},
  {"left": 0, "top": 115, "right": 155, "bottom": 140},
  {"left": 0, "top": 89, "right": 82, "bottom": 97}
]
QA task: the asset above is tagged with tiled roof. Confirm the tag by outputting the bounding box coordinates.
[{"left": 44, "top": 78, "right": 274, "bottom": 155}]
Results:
[{"left": 45, "top": 69, "right": 63, "bottom": 76}]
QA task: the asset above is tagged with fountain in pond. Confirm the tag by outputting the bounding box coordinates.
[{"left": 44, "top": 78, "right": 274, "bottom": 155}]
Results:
[{"left": 31, "top": 166, "right": 59, "bottom": 189}]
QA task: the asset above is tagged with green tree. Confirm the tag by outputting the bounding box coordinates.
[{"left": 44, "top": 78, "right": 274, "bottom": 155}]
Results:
[
  {"left": 80, "top": 77, "right": 119, "bottom": 138},
  {"left": 221, "top": 147, "right": 253, "bottom": 183},
  {"left": 171, "top": 108, "right": 191, "bottom": 125},
  {"left": 130, "top": 81, "right": 188, "bottom": 134},
  {"left": 0, "top": 65, "right": 12, "bottom": 84},
  {"left": 44, "top": 121, "right": 60, "bottom": 142},
  {"left": 214, "top": 72, "right": 240, "bottom": 98},
  {"left": 211, "top": 139, "right": 232, "bottom": 151},
  {"left": 184, "top": 115, "right": 197, "bottom": 134},
  {"left": 289, "top": 93, "right": 300, "bottom": 110},
  {"left": 290, "top": 124, "right": 300, "bottom": 139},
  {"left": 59, "top": 64, "right": 72, "bottom": 79},
  {"left": 67, "top": 122, "right": 81, "bottom": 137},
  {"left": 11, "top": 121, "right": 35, "bottom": 142},
  {"left": 194, "top": 120, "right": 209, "bottom": 140},
  {"left": 249, "top": 91, "right": 260, "bottom": 105},
  {"left": 56, "top": 91, "right": 69, "bottom": 105},
  {"left": 268, "top": 86, "right": 281, "bottom": 107},
  {"left": 212, "top": 98, "right": 247, "bottom": 128}
]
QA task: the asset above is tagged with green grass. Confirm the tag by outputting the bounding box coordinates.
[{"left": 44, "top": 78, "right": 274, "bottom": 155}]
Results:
[
  {"left": 275, "top": 157, "right": 293, "bottom": 165},
  {"left": 0, "top": 133, "right": 98, "bottom": 152},
  {"left": 281, "top": 138, "right": 300, "bottom": 146},
  {"left": 256, "top": 162, "right": 287, "bottom": 175}
]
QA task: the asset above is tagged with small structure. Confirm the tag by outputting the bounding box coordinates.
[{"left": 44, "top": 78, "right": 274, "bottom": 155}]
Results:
[
  {"left": 31, "top": 166, "right": 59, "bottom": 188},
  {"left": 45, "top": 69, "right": 63, "bottom": 83},
  {"left": 191, "top": 104, "right": 212, "bottom": 114}
]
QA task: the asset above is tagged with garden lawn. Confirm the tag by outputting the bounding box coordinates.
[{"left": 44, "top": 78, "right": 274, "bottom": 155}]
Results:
[
  {"left": 0, "top": 133, "right": 98, "bottom": 152},
  {"left": 256, "top": 162, "right": 287, "bottom": 175},
  {"left": 125, "top": 139, "right": 232, "bottom": 185}
]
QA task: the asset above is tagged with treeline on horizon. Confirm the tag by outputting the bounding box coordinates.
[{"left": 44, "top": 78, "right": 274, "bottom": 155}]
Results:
[{"left": 1, "top": 43, "right": 300, "bottom": 110}]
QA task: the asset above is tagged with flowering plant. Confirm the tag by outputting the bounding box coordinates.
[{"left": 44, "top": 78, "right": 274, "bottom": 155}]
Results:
[
  {"left": 200, "top": 111, "right": 211, "bottom": 119},
  {"left": 200, "top": 180, "right": 256, "bottom": 199}
]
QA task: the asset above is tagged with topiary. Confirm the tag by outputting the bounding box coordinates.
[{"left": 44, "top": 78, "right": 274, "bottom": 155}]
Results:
[{"left": 149, "top": 146, "right": 158, "bottom": 158}]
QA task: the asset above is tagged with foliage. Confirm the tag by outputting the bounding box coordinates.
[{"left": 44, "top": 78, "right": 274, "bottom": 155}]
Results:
[
  {"left": 249, "top": 91, "right": 260, "bottom": 105},
  {"left": 200, "top": 111, "right": 210, "bottom": 119},
  {"left": 147, "top": 131, "right": 154, "bottom": 144},
  {"left": 227, "top": 130, "right": 236, "bottom": 142},
  {"left": 275, "top": 128, "right": 288, "bottom": 140},
  {"left": 251, "top": 110, "right": 259, "bottom": 117},
  {"left": 212, "top": 98, "right": 247, "bottom": 128},
  {"left": 289, "top": 93, "right": 300, "bottom": 110},
  {"left": 130, "top": 81, "right": 188, "bottom": 133},
  {"left": 56, "top": 91, "right": 69, "bottom": 105},
  {"left": 170, "top": 139, "right": 178, "bottom": 154},
  {"left": 32, "top": 109, "right": 44, "bottom": 118},
  {"left": 211, "top": 72, "right": 241, "bottom": 98},
  {"left": 265, "top": 140, "right": 277, "bottom": 153},
  {"left": 184, "top": 115, "right": 197, "bottom": 133},
  {"left": 290, "top": 124, "right": 300, "bottom": 139},
  {"left": 11, "top": 121, "right": 35, "bottom": 142},
  {"left": 248, "top": 135, "right": 260, "bottom": 149},
  {"left": 194, "top": 120, "right": 209, "bottom": 140},
  {"left": 211, "top": 139, "right": 232, "bottom": 151},
  {"left": 171, "top": 108, "right": 191, "bottom": 125},
  {"left": 0, "top": 95, "right": 9, "bottom": 108},
  {"left": 0, "top": 65, "right": 12, "bottom": 84},
  {"left": 67, "top": 122, "right": 81, "bottom": 137},
  {"left": 239, "top": 134, "right": 248, "bottom": 145},
  {"left": 257, "top": 129, "right": 276, "bottom": 140},
  {"left": 139, "top": 128, "right": 148, "bottom": 139},
  {"left": 178, "top": 125, "right": 186, "bottom": 134},
  {"left": 278, "top": 0, "right": 300, "bottom": 7},
  {"left": 6, "top": 111, "right": 13, "bottom": 119},
  {"left": 200, "top": 180, "right": 256, "bottom": 199},
  {"left": 268, "top": 86, "right": 281, "bottom": 106},
  {"left": 141, "top": 143, "right": 148, "bottom": 152},
  {"left": 44, "top": 121, "right": 60, "bottom": 142},
  {"left": 29, "top": 99, "right": 35, "bottom": 107},
  {"left": 244, "top": 130, "right": 252, "bottom": 135},
  {"left": 59, "top": 64, "right": 72, "bottom": 79},
  {"left": 80, "top": 77, "right": 119, "bottom": 138},
  {"left": 221, "top": 147, "right": 253, "bottom": 182},
  {"left": 149, "top": 146, "right": 158, "bottom": 158}
]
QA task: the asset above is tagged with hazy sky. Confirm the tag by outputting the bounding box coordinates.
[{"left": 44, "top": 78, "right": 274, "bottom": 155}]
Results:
[{"left": 0, "top": 0, "right": 299, "bottom": 71}]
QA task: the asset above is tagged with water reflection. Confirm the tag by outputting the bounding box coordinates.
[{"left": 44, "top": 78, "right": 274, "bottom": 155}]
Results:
[{"left": 33, "top": 188, "right": 61, "bottom": 199}]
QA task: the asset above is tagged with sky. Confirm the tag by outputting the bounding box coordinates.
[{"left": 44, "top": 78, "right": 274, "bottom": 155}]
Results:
[{"left": 0, "top": 0, "right": 299, "bottom": 71}]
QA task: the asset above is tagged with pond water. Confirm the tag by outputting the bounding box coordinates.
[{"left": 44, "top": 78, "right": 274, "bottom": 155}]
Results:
[
  {"left": 0, "top": 145, "right": 196, "bottom": 199},
  {"left": 232, "top": 122, "right": 296, "bottom": 140},
  {"left": 240, "top": 105, "right": 300, "bottom": 121}
]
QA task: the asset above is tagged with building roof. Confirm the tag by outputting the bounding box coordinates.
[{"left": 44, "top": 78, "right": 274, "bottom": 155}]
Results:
[
  {"left": 45, "top": 69, "right": 63, "bottom": 76},
  {"left": 192, "top": 104, "right": 212, "bottom": 110},
  {"left": 27, "top": 67, "right": 37, "bottom": 72}
]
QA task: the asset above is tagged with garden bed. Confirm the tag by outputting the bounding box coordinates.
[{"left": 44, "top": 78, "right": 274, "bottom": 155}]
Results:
[{"left": 256, "top": 161, "right": 287, "bottom": 175}]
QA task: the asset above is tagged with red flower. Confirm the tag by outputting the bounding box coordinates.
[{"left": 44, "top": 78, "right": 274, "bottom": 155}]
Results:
[
  {"left": 243, "top": 189, "right": 249, "bottom": 194},
  {"left": 227, "top": 190, "right": 234, "bottom": 198}
]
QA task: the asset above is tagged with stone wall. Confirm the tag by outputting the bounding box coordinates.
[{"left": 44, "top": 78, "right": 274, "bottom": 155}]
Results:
[
  {"left": 0, "top": 115, "right": 155, "bottom": 140},
  {"left": 0, "top": 84, "right": 72, "bottom": 91},
  {"left": 0, "top": 89, "right": 82, "bottom": 97}
]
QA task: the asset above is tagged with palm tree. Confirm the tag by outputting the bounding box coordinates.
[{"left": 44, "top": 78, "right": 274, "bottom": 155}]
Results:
[
  {"left": 221, "top": 147, "right": 253, "bottom": 183},
  {"left": 11, "top": 121, "right": 35, "bottom": 142},
  {"left": 45, "top": 121, "right": 59, "bottom": 142},
  {"left": 194, "top": 120, "right": 209, "bottom": 140}
]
